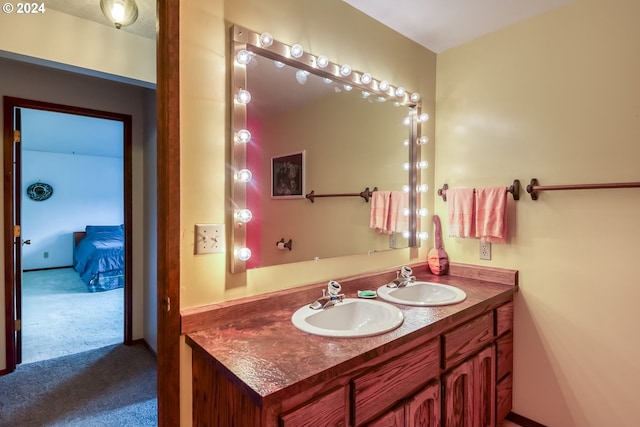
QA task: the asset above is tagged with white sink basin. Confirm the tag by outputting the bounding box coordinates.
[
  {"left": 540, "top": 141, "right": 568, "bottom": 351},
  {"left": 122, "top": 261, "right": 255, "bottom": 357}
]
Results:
[
  {"left": 377, "top": 281, "right": 466, "bottom": 306},
  {"left": 291, "top": 298, "right": 404, "bottom": 338}
]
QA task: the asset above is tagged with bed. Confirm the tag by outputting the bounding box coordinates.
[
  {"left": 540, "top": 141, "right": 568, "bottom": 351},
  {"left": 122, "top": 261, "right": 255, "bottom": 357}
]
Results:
[{"left": 73, "top": 225, "right": 125, "bottom": 292}]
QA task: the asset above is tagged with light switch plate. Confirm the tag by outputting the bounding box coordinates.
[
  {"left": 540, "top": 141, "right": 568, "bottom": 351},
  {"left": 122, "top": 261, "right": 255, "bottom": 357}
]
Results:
[{"left": 194, "top": 224, "right": 225, "bottom": 254}]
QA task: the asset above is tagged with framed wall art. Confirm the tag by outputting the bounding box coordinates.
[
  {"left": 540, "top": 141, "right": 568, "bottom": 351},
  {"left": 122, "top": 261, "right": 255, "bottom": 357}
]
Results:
[{"left": 271, "top": 151, "right": 305, "bottom": 199}]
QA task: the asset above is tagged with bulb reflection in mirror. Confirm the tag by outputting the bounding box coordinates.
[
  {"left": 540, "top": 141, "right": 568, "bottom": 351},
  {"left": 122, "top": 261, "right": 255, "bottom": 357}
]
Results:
[
  {"left": 417, "top": 160, "right": 429, "bottom": 169},
  {"left": 236, "top": 247, "right": 252, "bottom": 262},
  {"left": 235, "top": 169, "right": 252, "bottom": 183},
  {"left": 402, "top": 163, "right": 410, "bottom": 171},
  {"left": 290, "top": 44, "right": 304, "bottom": 58},
  {"left": 379, "top": 80, "right": 390, "bottom": 91},
  {"left": 418, "top": 231, "right": 429, "bottom": 240},
  {"left": 235, "top": 129, "right": 251, "bottom": 144},
  {"left": 343, "top": 85, "right": 353, "bottom": 91},
  {"left": 236, "top": 209, "right": 253, "bottom": 223},
  {"left": 418, "top": 113, "right": 430, "bottom": 122},
  {"left": 403, "top": 139, "right": 409, "bottom": 146},
  {"left": 403, "top": 116, "right": 411, "bottom": 126},
  {"left": 418, "top": 208, "right": 428, "bottom": 217},
  {"left": 236, "top": 50, "right": 252, "bottom": 65},
  {"left": 236, "top": 89, "right": 251, "bottom": 104},
  {"left": 274, "top": 60, "right": 285, "bottom": 68},
  {"left": 418, "top": 136, "right": 429, "bottom": 145},
  {"left": 361, "top": 73, "right": 372, "bottom": 85},
  {"left": 402, "top": 185, "right": 410, "bottom": 193},
  {"left": 417, "top": 184, "right": 429, "bottom": 193},
  {"left": 259, "top": 32, "right": 273, "bottom": 47},
  {"left": 323, "top": 78, "right": 333, "bottom": 84},
  {"left": 316, "top": 55, "right": 329, "bottom": 68},
  {"left": 403, "top": 208, "right": 411, "bottom": 217},
  {"left": 395, "top": 86, "right": 406, "bottom": 97},
  {"left": 295, "top": 70, "right": 308, "bottom": 85},
  {"left": 410, "top": 92, "right": 421, "bottom": 102}
]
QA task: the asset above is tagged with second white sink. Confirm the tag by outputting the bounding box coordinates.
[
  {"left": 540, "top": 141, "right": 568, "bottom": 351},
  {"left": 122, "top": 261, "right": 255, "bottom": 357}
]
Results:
[{"left": 377, "top": 281, "right": 467, "bottom": 306}]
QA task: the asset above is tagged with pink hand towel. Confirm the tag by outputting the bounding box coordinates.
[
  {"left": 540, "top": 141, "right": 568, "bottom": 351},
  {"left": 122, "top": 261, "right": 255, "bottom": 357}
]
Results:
[
  {"left": 370, "top": 191, "right": 392, "bottom": 234},
  {"left": 388, "top": 191, "right": 409, "bottom": 234},
  {"left": 447, "top": 188, "right": 475, "bottom": 238},
  {"left": 475, "top": 187, "right": 507, "bottom": 243}
]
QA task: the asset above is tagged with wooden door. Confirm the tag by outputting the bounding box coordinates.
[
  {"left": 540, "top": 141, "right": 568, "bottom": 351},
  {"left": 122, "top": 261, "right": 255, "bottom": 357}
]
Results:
[
  {"left": 407, "top": 379, "right": 441, "bottom": 427},
  {"left": 443, "top": 358, "right": 474, "bottom": 427}
]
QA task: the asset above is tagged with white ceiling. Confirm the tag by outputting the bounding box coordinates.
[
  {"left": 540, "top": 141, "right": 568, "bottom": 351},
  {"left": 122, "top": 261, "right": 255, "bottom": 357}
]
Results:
[{"left": 43, "top": 0, "right": 573, "bottom": 52}]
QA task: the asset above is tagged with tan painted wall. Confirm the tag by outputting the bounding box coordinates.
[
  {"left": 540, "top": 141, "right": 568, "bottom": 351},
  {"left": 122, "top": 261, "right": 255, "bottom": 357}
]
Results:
[
  {"left": 435, "top": 0, "right": 640, "bottom": 425},
  {"left": 179, "top": 0, "right": 436, "bottom": 424}
]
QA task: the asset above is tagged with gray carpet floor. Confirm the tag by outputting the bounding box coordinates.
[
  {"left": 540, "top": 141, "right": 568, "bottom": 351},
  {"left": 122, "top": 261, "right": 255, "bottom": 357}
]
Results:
[
  {"left": 0, "top": 343, "right": 157, "bottom": 426},
  {"left": 21, "top": 268, "right": 123, "bottom": 364}
]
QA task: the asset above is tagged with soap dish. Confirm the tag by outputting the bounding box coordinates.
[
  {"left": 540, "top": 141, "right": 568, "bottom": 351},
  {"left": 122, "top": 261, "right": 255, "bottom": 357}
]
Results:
[{"left": 357, "top": 290, "right": 377, "bottom": 299}]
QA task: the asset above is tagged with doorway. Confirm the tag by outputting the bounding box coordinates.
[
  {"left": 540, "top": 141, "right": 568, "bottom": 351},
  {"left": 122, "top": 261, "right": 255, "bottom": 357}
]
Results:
[{"left": 3, "top": 97, "right": 133, "bottom": 371}]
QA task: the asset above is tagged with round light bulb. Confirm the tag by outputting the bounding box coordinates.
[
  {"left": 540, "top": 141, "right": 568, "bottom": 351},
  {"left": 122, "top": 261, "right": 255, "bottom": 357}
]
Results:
[
  {"left": 417, "top": 160, "right": 429, "bottom": 169},
  {"left": 402, "top": 162, "right": 410, "bottom": 171},
  {"left": 340, "top": 64, "right": 352, "bottom": 76},
  {"left": 236, "top": 247, "right": 252, "bottom": 261},
  {"left": 316, "top": 55, "right": 329, "bottom": 68},
  {"left": 418, "top": 208, "right": 428, "bottom": 217},
  {"left": 403, "top": 139, "right": 409, "bottom": 146},
  {"left": 418, "top": 136, "right": 429, "bottom": 145},
  {"left": 403, "top": 208, "right": 411, "bottom": 217},
  {"left": 418, "top": 231, "right": 429, "bottom": 240},
  {"left": 403, "top": 116, "right": 411, "bottom": 126},
  {"left": 236, "top": 209, "right": 253, "bottom": 223},
  {"left": 259, "top": 32, "right": 273, "bottom": 47},
  {"left": 417, "top": 184, "right": 429, "bottom": 193},
  {"left": 418, "top": 112, "right": 430, "bottom": 122},
  {"left": 379, "top": 80, "right": 390, "bottom": 91},
  {"left": 236, "top": 89, "right": 251, "bottom": 104},
  {"left": 290, "top": 44, "right": 304, "bottom": 58},
  {"left": 402, "top": 185, "right": 410, "bottom": 193},
  {"left": 236, "top": 129, "right": 251, "bottom": 144},
  {"left": 395, "top": 86, "right": 406, "bottom": 97},
  {"left": 361, "top": 73, "right": 372, "bottom": 85},
  {"left": 235, "top": 169, "right": 252, "bottom": 183},
  {"left": 410, "top": 92, "right": 421, "bottom": 102},
  {"left": 236, "top": 50, "right": 252, "bottom": 65},
  {"left": 402, "top": 230, "right": 411, "bottom": 239}
]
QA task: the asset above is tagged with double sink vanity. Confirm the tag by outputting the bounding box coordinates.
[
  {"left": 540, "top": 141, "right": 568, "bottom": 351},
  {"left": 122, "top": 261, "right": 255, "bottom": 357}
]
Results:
[{"left": 182, "top": 262, "right": 517, "bottom": 427}]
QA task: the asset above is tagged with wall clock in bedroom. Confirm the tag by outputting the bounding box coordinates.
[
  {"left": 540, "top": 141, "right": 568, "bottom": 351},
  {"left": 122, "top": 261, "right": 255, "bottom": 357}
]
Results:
[{"left": 26, "top": 182, "right": 54, "bottom": 201}]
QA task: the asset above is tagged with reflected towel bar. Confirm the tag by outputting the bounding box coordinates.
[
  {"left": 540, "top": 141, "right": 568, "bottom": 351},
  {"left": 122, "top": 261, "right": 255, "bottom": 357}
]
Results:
[
  {"left": 437, "top": 179, "right": 521, "bottom": 202},
  {"left": 526, "top": 178, "right": 640, "bottom": 200},
  {"left": 306, "top": 186, "right": 378, "bottom": 203}
]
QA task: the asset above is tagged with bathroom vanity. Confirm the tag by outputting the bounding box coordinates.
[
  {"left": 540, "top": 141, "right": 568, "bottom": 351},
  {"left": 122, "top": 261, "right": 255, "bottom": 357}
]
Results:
[{"left": 183, "top": 262, "right": 516, "bottom": 427}]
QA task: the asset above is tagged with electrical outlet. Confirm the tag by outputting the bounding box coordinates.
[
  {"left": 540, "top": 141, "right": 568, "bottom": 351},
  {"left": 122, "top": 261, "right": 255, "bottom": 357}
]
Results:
[
  {"left": 194, "top": 224, "right": 225, "bottom": 254},
  {"left": 479, "top": 241, "right": 491, "bottom": 260}
]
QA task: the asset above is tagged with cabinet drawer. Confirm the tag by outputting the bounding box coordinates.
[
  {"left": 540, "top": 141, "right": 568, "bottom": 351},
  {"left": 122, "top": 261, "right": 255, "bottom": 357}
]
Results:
[
  {"left": 495, "top": 301, "right": 513, "bottom": 337},
  {"left": 353, "top": 338, "right": 439, "bottom": 425},
  {"left": 496, "top": 331, "right": 513, "bottom": 381},
  {"left": 280, "top": 386, "right": 348, "bottom": 427},
  {"left": 443, "top": 312, "right": 493, "bottom": 369}
]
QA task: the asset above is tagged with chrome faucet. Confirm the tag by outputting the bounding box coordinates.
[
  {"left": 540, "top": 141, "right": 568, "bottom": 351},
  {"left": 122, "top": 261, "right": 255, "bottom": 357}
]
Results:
[
  {"left": 386, "top": 266, "right": 416, "bottom": 288},
  {"left": 309, "top": 280, "right": 345, "bottom": 309}
]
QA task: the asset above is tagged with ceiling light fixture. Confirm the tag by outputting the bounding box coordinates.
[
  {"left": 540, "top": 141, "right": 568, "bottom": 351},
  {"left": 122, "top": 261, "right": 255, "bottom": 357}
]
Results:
[{"left": 100, "top": 0, "right": 139, "bottom": 29}]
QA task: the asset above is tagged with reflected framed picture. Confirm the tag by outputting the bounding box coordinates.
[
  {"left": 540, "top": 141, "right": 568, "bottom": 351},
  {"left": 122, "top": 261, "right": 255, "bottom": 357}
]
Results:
[{"left": 271, "top": 151, "right": 305, "bottom": 199}]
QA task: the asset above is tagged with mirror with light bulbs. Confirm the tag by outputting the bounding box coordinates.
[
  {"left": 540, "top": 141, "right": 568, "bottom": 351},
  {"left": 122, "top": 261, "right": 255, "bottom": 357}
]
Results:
[{"left": 230, "top": 25, "right": 429, "bottom": 273}]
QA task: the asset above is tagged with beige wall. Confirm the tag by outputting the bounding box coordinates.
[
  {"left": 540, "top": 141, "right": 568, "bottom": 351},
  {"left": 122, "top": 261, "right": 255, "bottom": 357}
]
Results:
[
  {"left": 436, "top": 0, "right": 640, "bottom": 425},
  {"left": 179, "top": 0, "right": 436, "bottom": 424}
]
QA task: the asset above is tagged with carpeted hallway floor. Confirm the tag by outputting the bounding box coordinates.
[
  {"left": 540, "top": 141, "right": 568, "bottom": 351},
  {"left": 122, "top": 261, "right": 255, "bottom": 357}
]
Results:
[
  {"left": 0, "top": 343, "right": 157, "bottom": 426},
  {"left": 21, "top": 268, "right": 123, "bottom": 364}
]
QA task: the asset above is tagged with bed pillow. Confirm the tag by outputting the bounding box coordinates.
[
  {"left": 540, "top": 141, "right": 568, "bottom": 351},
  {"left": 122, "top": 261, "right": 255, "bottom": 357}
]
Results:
[{"left": 85, "top": 225, "right": 124, "bottom": 236}]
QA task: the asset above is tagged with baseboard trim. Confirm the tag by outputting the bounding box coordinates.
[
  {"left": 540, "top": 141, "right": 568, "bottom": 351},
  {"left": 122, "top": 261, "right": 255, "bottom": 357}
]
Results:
[
  {"left": 507, "top": 412, "right": 548, "bottom": 427},
  {"left": 131, "top": 338, "right": 158, "bottom": 359},
  {"left": 23, "top": 265, "right": 74, "bottom": 272}
]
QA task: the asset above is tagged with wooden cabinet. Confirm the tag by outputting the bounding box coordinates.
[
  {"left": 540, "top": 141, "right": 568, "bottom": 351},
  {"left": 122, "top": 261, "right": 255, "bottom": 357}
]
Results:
[{"left": 190, "top": 299, "right": 514, "bottom": 427}]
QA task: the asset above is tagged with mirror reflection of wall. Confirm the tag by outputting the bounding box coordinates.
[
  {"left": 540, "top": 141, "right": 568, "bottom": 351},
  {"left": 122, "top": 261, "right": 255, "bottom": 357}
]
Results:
[{"left": 244, "top": 53, "right": 412, "bottom": 268}]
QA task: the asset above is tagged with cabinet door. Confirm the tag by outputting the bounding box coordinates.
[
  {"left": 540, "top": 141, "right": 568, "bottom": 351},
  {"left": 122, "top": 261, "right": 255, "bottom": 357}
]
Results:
[
  {"left": 366, "top": 405, "right": 405, "bottom": 427},
  {"left": 406, "top": 380, "right": 440, "bottom": 427},
  {"left": 443, "top": 358, "right": 473, "bottom": 427},
  {"left": 474, "top": 346, "right": 495, "bottom": 427}
]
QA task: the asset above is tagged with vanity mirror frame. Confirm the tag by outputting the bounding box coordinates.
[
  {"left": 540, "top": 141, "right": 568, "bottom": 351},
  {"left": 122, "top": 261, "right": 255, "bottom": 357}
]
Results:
[{"left": 230, "top": 24, "right": 424, "bottom": 273}]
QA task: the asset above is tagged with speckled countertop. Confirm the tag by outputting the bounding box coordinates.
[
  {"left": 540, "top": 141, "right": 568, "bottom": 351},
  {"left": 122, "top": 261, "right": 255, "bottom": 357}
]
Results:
[{"left": 184, "top": 265, "right": 517, "bottom": 404}]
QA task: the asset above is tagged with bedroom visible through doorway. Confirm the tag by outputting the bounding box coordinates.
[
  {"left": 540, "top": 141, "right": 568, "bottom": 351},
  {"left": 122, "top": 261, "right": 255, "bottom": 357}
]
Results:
[{"left": 3, "top": 97, "right": 133, "bottom": 371}]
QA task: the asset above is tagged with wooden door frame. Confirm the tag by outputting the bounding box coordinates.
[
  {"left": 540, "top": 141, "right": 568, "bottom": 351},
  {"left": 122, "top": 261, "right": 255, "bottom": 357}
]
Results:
[
  {"left": 156, "top": 0, "right": 181, "bottom": 425},
  {"left": 2, "top": 96, "right": 134, "bottom": 371}
]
